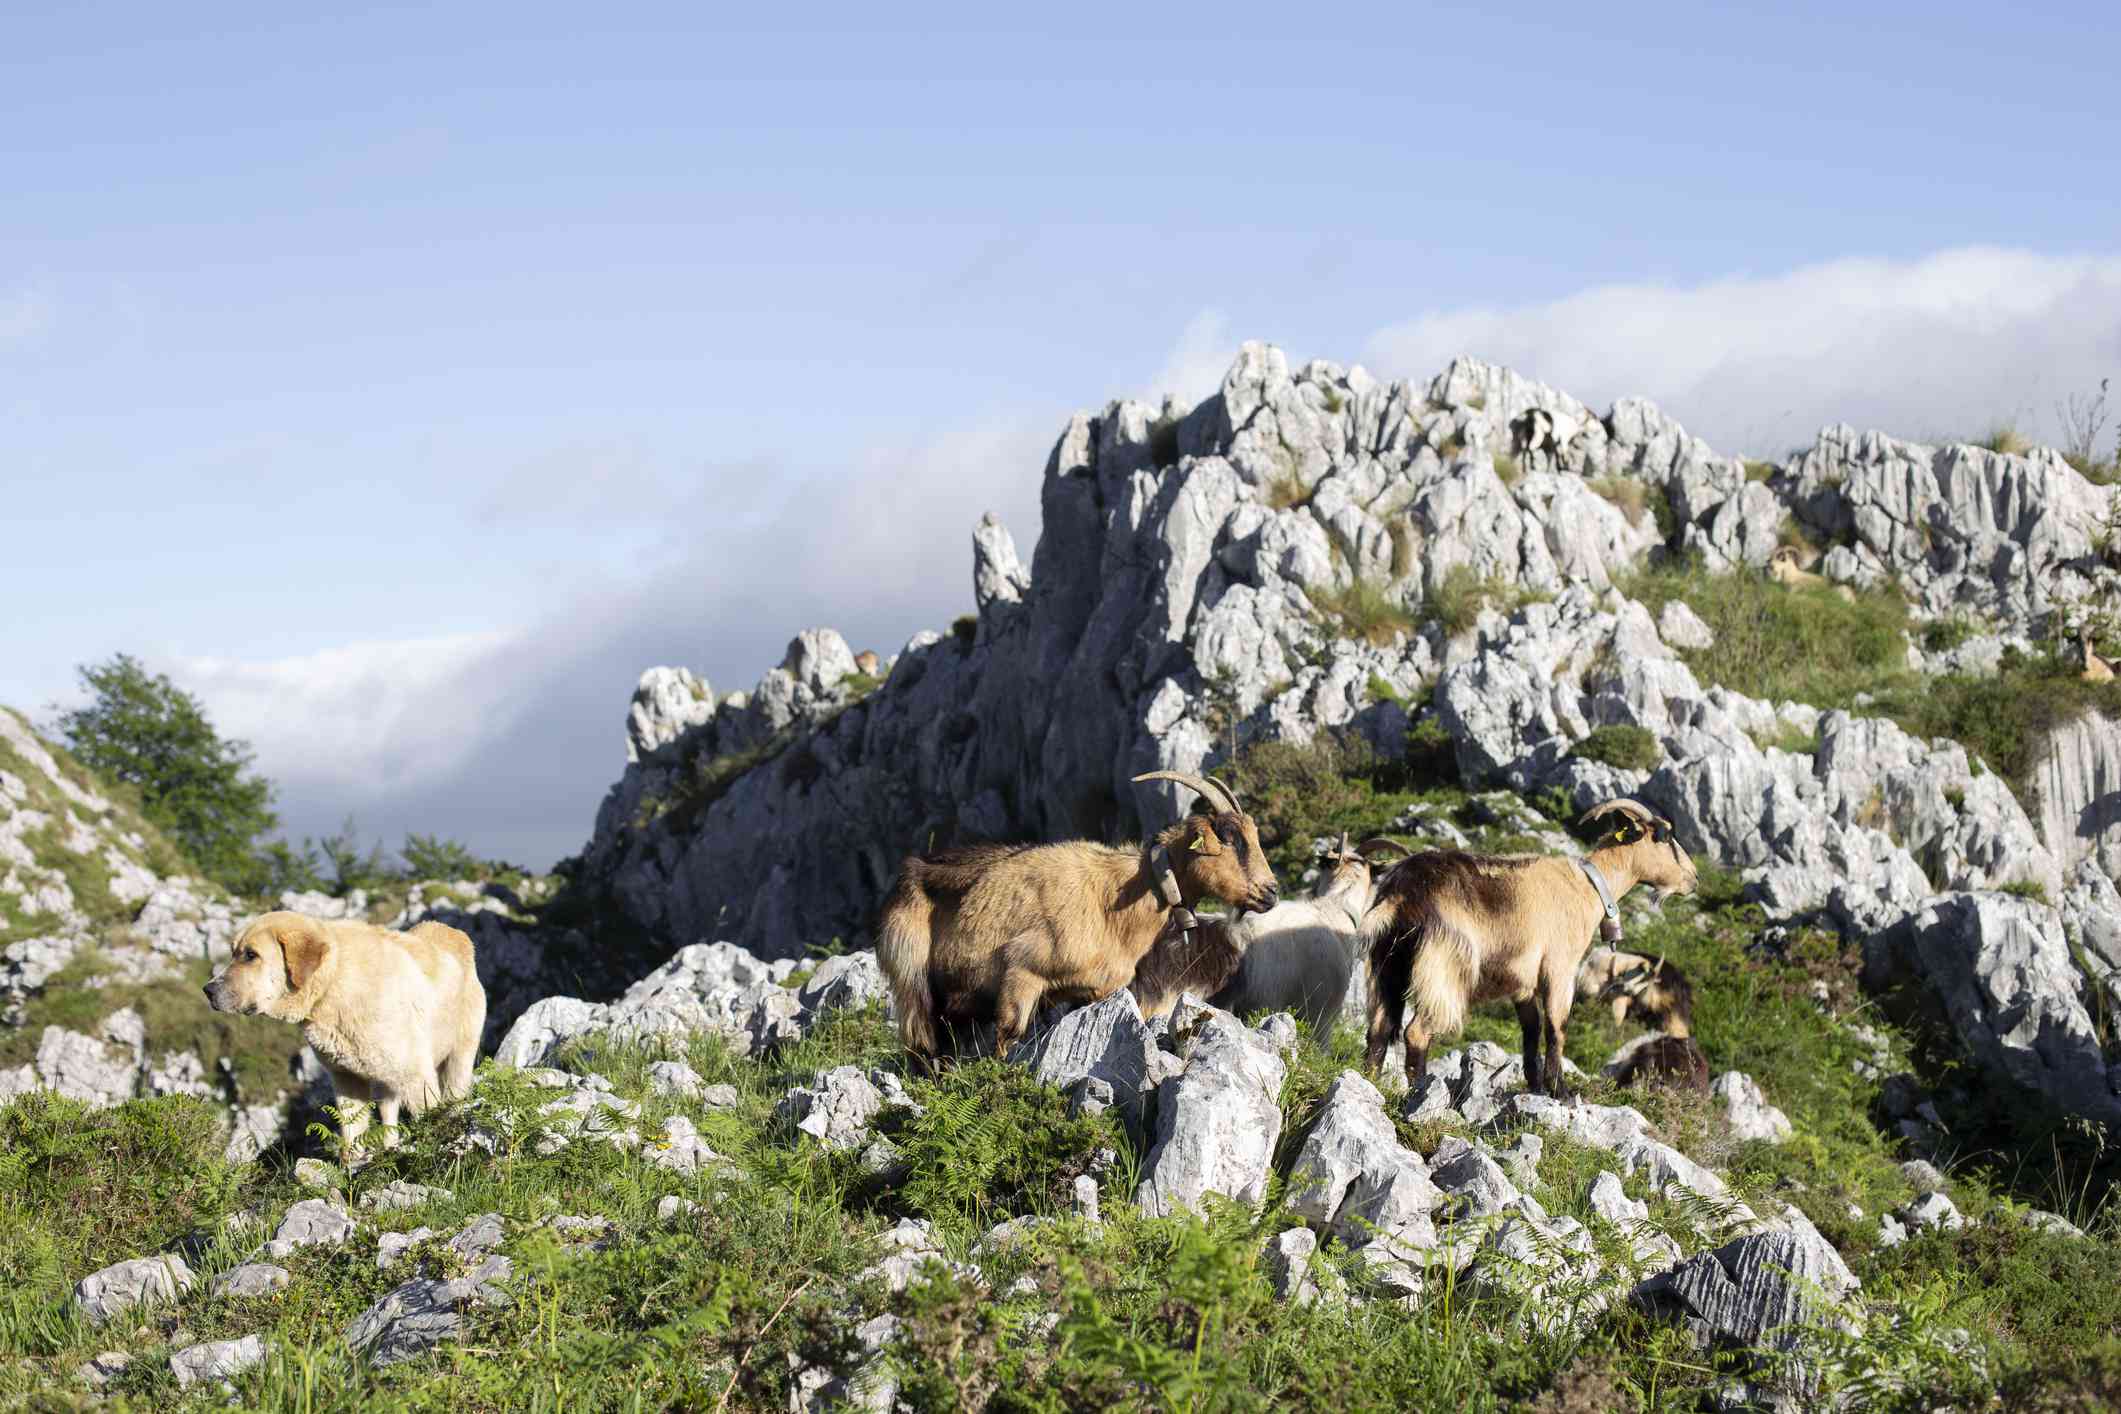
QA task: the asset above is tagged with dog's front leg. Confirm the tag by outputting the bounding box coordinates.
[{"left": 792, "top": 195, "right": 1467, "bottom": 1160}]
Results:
[{"left": 374, "top": 1089, "right": 404, "bottom": 1149}]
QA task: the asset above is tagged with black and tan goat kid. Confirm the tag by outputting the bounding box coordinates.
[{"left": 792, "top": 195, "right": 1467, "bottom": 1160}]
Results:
[
  {"left": 875, "top": 771, "right": 1281, "bottom": 1062},
  {"left": 1581, "top": 946, "right": 1710, "bottom": 1092},
  {"left": 1361, "top": 799, "right": 1698, "bottom": 1100}
]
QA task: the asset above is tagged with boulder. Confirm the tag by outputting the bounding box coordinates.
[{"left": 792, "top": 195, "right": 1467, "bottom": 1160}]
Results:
[
  {"left": 170, "top": 1335, "right": 267, "bottom": 1389},
  {"left": 1135, "top": 1012, "right": 1286, "bottom": 1217},
  {"left": 74, "top": 1253, "right": 194, "bottom": 1326},
  {"left": 213, "top": 1263, "right": 291, "bottom": 1299},
  {"left": 1636, "top": 1228, "right": 1859, "bottom": 1354},
  {"left": 1869, "top": 892, "right": 2121, "bottom": 1126},
  {"left": 777, "top": 1066, "right": 885, "bottom": 1153},
  {"left": 1285, "top": 1072, "right": 1442, "bottom": 1244},
  {"left": 1711, "top": 1071, "right": 1793, "bottom": 1143},
  {"left": 1014, "top": 991, "right": 1159, "bottom": 1138}
]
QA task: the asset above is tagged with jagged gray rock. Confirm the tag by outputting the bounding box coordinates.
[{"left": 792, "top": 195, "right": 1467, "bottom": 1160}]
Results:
[
  {"left": 74, "top": 1253, "right": 193, "bottom": 1325},
  {"left": 1711, "top": 1071, "right": 1793, "bottom": 1144},
  {"left": 170, "top": 1334, "right": 267, "bottom": 1389},
  {"left": 361, "top": 1181, "right": 451, "bottom": 1212},
  {"left": 345, "top": 1248, "right": 514, "bottom": 1367},
  {"left": 777, "top": 1066, "right": 885, "bottom": 1153},
  {"left": 2031, "top": 714, "right": 2121, "bottom": 879},
  {"left": 265, "top": 1199, "right": 355, "bottom": 1258},
  {"left": 1014, "top": 991, "right": 1159, "bottom": 1138},
  {"left": 1135, "top": 1011, "right": 1286, "bottom": 1217},
  {"left": 213, "top": 1263, "right": 290, "bottom": 1299},
  {"left": 1286, "top": 1071, "right": 1441, "bottom": 1245},
  {"left": 1869, "top": 892, "right": 2121, "bottom": 1125},
  {"left": 1636, "top": 1228, "right": 1859, "bottom": 1356}
]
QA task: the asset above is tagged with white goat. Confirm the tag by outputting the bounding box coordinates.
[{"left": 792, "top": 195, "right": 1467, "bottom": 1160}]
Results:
[{"left": 1206, "top": 834, "right": 1410, "bottom": 1043}]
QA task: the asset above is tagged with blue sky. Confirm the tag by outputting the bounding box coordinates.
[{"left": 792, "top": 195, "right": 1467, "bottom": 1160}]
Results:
[{"left": 4, "top": 3, "right": 2118, "bottom": 869}]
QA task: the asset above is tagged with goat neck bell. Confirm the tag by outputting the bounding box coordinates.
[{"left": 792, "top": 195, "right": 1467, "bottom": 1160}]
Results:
[
  {"left": 1148, "top": 841, "right": 1199, "bottom": 937},
  {"left": 1577, "top": 857, "right": 1623, "bottom": 942}
]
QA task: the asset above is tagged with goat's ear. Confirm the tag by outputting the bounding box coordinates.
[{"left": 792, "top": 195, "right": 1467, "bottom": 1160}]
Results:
[{"left": 1188, "top": 820, "right": 1223, "bottom": 855}]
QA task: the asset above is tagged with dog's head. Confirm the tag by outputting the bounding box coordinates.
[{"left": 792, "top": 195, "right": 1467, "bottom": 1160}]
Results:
[{"left": 204, "top": 911, "right": 333, "bottom": 1021}]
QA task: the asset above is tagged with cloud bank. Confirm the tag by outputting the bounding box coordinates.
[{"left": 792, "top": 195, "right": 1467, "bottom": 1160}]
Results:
[
  {"left": 175, "top": 246, "right": 2121, "bottom": 870},
  {"left": 1365, "top": 247, "right": 2121, "bottom": 456}
]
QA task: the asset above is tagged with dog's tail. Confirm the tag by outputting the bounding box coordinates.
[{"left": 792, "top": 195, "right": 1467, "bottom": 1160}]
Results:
[{"left": 876, "top": 861, "right": 940, "bottom": 1059}]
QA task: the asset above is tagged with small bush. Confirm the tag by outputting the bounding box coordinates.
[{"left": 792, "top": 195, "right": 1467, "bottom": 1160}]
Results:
[
  {"left": 1266, "top": 471, "right": 1312, "bottom": 510},
  {"left": 950, "top": 614, "right": 979, "bottom": 649},
  {"left": 1743, "top": 459, "right": 1777, "bottom": 482},
  {"left": 1749, "top": 721, "right": 1819, "bottom": 756},
  {"left": 1310, "top": 578, "right": 1416, "bottom": 647},
  {"left": 401, "top": 832, "right": 488, "bottom": 881},
  {"left": 1423, "top": 563, "right": 1523, "bottom": 638},
  {"left": 890, "top": 1062, "right": 1118, "bottom": 1229},
  {"left": 1568, "top": 724, "right": 1662, "bottom": 771},
  {"left": 1586, "top": 476, "right": 1650, "bottom": 529},
  {"left": 1491, "top": 452, "right": 1522, "bottom": 485},
  {"left": 1981, "top": 424, "right": 2032, "bottom": 458},
  {"left": 840, "top": 670, "right": 885, "bottom": 699},
  {"left": 1921, "top": 617, "right": 1979, "bottom": 653},
  {"left": 2000, "top": 878, "right": 2050, "bottom": 903}
]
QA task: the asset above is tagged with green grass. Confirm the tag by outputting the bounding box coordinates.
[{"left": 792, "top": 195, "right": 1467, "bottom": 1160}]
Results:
[
  {"left": 1308, "top": 578, "right": 1417, "bottom": 648},
  {"left": 1747, "top": 721, "right": 1818, "bottom": 756},
  {"left": 1491, "top": 452, "right": 1522, "bottom": 486},
  {"left": 1742, "top": 460, "right": 1776, "bottom": 483},
  {"left": 1980, "top": 424, "right": 2033, "bottom": 458},
  {"left": 1267, "top": 470, "right": 1313, "bottom": 510},
  {"left": 1584, "top": 476, "right": 1652, "bottom": 530},
  {"left": 1, "top": 890, "right": 2117, "bottom": 1410},
  {"left": 1567, "top": 724, "right": 1662, "bottom": 772},
  {"left": 1421, "top": 564, "right": 1549, "bottom": 639},
  {"left": 1622, "top": 558, "right": 2121, "bottom": 797},
  {"left": 0, "top": 949, "right": 301, "bottom": 1101}
]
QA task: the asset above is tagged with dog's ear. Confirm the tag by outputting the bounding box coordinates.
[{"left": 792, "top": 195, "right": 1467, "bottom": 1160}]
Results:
[{"left": 279, "top": 919, "right": 331, "bottom": 994}]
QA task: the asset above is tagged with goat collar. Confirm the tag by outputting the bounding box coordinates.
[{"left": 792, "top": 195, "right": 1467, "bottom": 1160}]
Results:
[
  {"left": 1148, "top": 842, "right": 1199, "bottom": 937},
  {"left": 1577, "top": 858, "right": 1623, "bottom": 943}
]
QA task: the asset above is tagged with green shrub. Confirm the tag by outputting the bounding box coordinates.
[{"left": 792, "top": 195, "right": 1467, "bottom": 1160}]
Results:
[
  {"left": 1585, "top": 476, "right": 1651, "bottom": 529},
  {"left": 1309, "top": 578, "right": 1416, "bottom": 647},
  {"left": 890, "top": 1061, "right": 1118, "bottom": 1230},
  {"left": 1491, "top": 452, "right": 1522, "bottom": 485},
  {"left": 951, "top": 614, "right": 979, "bottom": 649},
  {"left": 1568, "top": 724, "right": 1662, "bottom": 771},
  {"left": 0, "top": 1094, "right": 243, "bottom": 1345},
  {"left": 1920, "top": 617, "right": 1979, "bottom": 653},
  {"left": 1620, "top": 558, "right": 1909, "bottom": 711},
  {"left": 1999, "top": 878, "right": 2050, "bottom": 903},
  {"left": 1982, "top": 424, "right": 2033, "bottom": 457},
  {"left": 400, "top": 832, "right": 490, "bottom": 882},
  {"left": 1267, "top": 471, "right": 1312, "bottom": 510},
  {"left": 1743, "top": 459, "right": 1777, "bottom": 482}
]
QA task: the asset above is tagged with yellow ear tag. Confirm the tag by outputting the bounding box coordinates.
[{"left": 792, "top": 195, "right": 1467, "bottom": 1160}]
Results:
[{"left": 1191, "top": 828, "right": 1213, "bottom": 852}]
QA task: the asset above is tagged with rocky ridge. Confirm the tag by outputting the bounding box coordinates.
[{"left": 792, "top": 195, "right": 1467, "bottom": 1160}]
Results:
[{"left": 569, "top": 343, "right": 2121, "bottom": 1129}]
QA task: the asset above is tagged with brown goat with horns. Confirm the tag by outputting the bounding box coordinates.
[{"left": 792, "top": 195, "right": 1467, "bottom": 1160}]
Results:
[
  {"left": 1362, "top": 799, "right": 1698, "bottom": 1099},
  {"left": 876, "top": 771, "right": 1281, "bottom": 1062}
]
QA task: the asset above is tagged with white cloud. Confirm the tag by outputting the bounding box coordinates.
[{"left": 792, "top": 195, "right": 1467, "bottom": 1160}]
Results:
[
  {"left": 1364, "top": 247, "right": 2121, "bottom": 456},
  {"left": 0, "top": 282, "right": 54, "bottom": 344},
  {"left": 170, "top": 629, "right": 528, "bottom": 801},
  {"left": 1142, "top": 309, "right": 1239, "bottom": 409}
]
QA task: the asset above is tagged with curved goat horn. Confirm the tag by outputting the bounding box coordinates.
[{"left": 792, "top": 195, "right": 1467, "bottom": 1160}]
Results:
[
  {"left": 1355, "top": 836, "right": 1412, "bottom": 860},
  {"left": 1577, "top": 798, "right": 1656, "bottom": 831},
  {"left": 1336, "top": 831, "right": 1351, "bottom": 857},
  {"left": 1133, "top": 770, "right": 1240, "bottom": 815}
]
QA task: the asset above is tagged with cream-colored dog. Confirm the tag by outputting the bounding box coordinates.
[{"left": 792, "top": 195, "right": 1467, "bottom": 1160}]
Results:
[{"left": 204, "top": 910, "right": 486, "bottom": 1148}]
